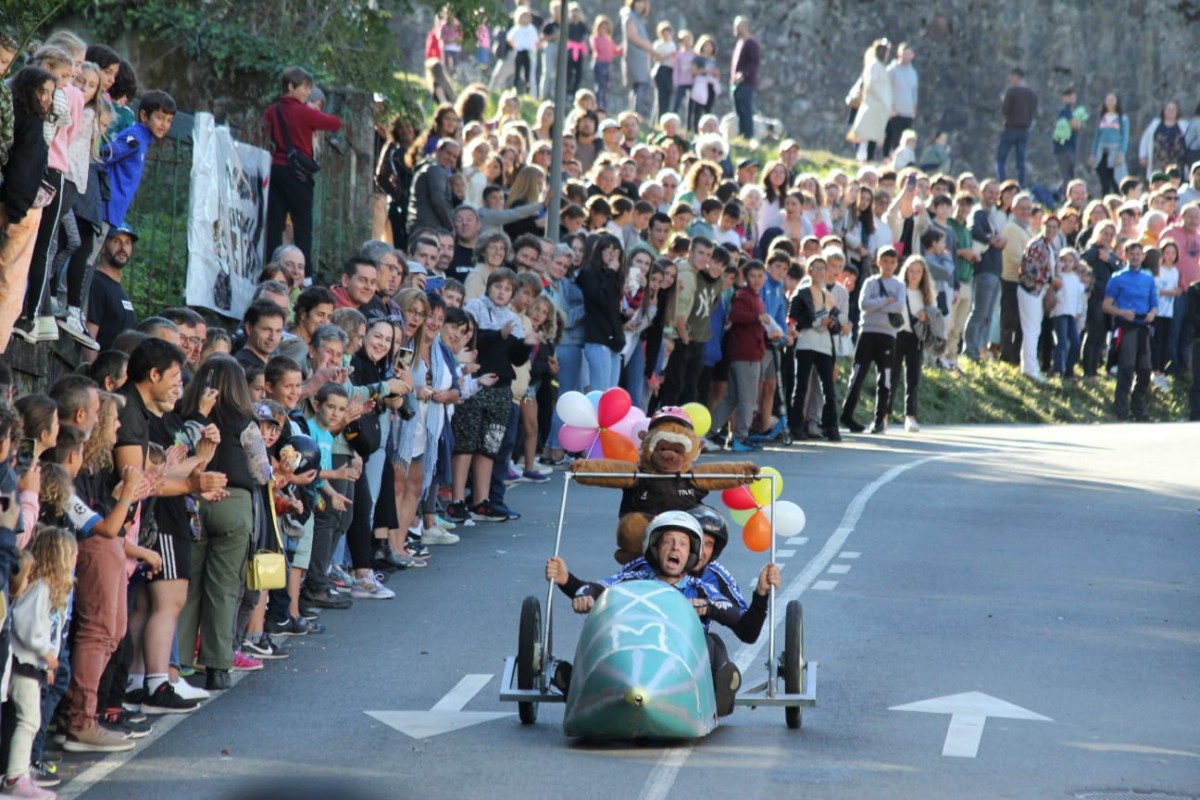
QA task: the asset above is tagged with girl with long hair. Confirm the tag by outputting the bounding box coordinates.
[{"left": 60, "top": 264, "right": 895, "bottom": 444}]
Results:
[
  {"left": 576, "top": 233, "right": 628, "bottom": 391},
  {"left": 391, "top": 289, "right": 432, "bottom": 556},
  {"left": 1089, "top": 92, "right": 1130, "bottom": 197},
  {"left": 889, "top": 255, "right": 936, "bottom": 432}
]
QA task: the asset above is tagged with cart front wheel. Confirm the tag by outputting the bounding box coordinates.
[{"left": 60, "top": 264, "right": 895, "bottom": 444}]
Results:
[
  {"left": 517, "top": 595, "right": 542, "bottom": 724},
  {"left": 780, "top": 429, "right": 794, "bottom": 446},
  {"left": 783, "top": 600, "right": 805, "bottom": 729}
]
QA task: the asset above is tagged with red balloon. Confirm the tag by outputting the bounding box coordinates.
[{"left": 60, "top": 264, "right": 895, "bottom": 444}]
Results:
[
  {"left": 722, "top": 486, "right": 758, "bottom": 511},
  {"left": 599, "top": 428, "right": 638, "bottom": 462},
  {"left": 742, "top": 511, "right": 772, "bottom": 552},
  {"left": 596, "top": 387, "right": 633, "bottom": 429}
]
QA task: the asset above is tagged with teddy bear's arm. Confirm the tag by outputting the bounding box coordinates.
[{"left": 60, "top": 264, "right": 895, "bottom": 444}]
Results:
[
  {"left": 570, "top": 458, "right": 640, "bottom": 488},
  {"left": 689, "top": 460, "right": 760, "bottom": 489}
]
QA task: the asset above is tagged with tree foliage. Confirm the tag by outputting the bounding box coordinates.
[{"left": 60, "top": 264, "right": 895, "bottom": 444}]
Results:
[{"left": 72, "top": 0, "right": 503, "bottom": 113}]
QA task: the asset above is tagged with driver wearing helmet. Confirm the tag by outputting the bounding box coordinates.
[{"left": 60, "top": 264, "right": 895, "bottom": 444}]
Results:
[{"left": 545, "top": 510, "right": 745, "bottom": 715}]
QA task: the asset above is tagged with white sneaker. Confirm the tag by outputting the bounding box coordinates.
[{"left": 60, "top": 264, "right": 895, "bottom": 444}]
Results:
[
  {"left": 350, "top": 577, "right": 395, "bottom": 600},
  {"left": 171, "top": 680, "right": 211, "bottom": 702},
  {"left": 904, "top": 416, "right": 920, "bottom": 433},
  {"left": 58, "top": 307, "right": 99, "bottom": 350},
  {"left": 422, "top": 526, "right": 460, "bottom": 546},
  {"left": 33, "top": 316, "right": 59, "bottom": 343}
]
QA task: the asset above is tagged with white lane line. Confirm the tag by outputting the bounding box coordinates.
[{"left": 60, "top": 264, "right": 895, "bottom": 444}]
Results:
[
  {"left": 786, "top": 536, "right": 809, "bottom": 546},
  {"left": 775, "top": 549, "right": 796, "bottom": 558},
  {"left": 827, "top": 564, "right": 851, "bottom": 575},
  {"left": 838, "top": 551, "right": 861, "bottom": 559},
  {"left": 812, "top": 580, "right": 839, "bottom": 591},
  {"left": 638, "top": 455, "right": 941, "bottom": 800}
]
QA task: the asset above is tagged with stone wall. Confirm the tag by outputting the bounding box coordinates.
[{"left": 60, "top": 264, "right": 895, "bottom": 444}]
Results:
[{"left": 405, "top": 0, "right": 1200, "bottom": 185}]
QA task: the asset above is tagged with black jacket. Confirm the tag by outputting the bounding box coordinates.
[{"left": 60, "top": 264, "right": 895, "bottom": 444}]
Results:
[
  {"left": 1, "top": 115, "right": 49, "bottom": 221},
  {"left": 575, "top": 266, "right": 625, "bottom": 351}
]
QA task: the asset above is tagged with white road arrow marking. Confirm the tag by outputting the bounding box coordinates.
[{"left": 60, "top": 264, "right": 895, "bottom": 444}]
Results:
[
  {"left": 890, "top": 691, "right": 1052, "bottom": 758},
  {"left": 366, "top": 674, "right": 513, "bottom": 739}
]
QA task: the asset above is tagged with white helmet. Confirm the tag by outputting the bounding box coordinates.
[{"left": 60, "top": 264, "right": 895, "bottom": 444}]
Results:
[{"left": 643, "top": 511, "right": 704, "bottom": 574}]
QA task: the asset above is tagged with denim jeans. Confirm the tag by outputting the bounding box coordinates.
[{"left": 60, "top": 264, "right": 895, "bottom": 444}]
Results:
[
  {"left": 593, "top": 62, "right": 611, "bottom": 109},
  {"left": 489, "top": 401, "right": 521, "bottom": 504},
  {"left": 996, "top": 129, "right": 1030, "bottom": 185},
  {"left": 965, "top": 272, "right": 1001, "bottom": 359},
  {"left": 621, "top": 341, "right": 646, "bottom": 409},
  {"left": 1052, "top": 315, "right": 1081, "bottom": 376},
  {"left": 583, "top": 342, "right": 621, "bottom": 391},
  {"left": 671, "top": 85, "right": 691, "bottom": 114},
  {"left": 733, "top": 83, "right": 755, "bottom": 140},
  {"left": 546, "top": 343, "right": 582, "bottom": 450}
]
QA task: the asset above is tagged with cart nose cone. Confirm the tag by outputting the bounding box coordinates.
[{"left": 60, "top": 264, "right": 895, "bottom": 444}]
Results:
[{"left": 627, "top": 688, "right": 648, "bottom": 707}]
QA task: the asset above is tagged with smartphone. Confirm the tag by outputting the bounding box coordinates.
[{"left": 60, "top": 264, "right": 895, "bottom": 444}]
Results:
[
  {"left": 15, "top": 437, "right": 36, "bottom": 476},
  {"left": 204, "top": 369, "right": 215, "bottom": 391},
  {"left": 398, "top": 346, "right": 415, "bottom": 368},
  {"left": 907, "top": 173, "right": 917, "bottom": 190},
  {"left": 425, "top": 275, "right": 446, "bottom": 294}
]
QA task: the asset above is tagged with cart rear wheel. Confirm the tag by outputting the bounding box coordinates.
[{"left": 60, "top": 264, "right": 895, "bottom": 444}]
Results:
[
  {"left": 783, "top": 600, "right": 805, "bottom": 729},
  {"left": 517, "top": 595, "right": 542, "bottom": 724},
  {"left": 780, "top": 429, "right": 794, "bottom": 446}
]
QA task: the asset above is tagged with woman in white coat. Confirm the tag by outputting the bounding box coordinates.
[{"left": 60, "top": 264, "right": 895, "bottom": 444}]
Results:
[{"left": 848, "top": 39, "right": 892, "bottom": 163}]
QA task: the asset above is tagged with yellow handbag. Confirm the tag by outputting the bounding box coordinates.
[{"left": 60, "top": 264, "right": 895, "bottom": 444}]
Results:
[{"left": 246, "top": 482, "right": 288, "bottom": 591}]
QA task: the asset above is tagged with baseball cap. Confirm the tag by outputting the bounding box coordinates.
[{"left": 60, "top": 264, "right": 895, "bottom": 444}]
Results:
[
  {"left": 599, "top": 119, "right": 619, "bottom": 132},
  {"left": 737, "top": 158, "right": 759, "bottom": 170},
  {"left": 106, "top": 224, "right": 139, "bottom": 242},
  {"left": 253, "top": 403, "right": 280, "bottom": 425},
  {"left": 1150, "top": 171, "right": 1169, "bottom": 183}
]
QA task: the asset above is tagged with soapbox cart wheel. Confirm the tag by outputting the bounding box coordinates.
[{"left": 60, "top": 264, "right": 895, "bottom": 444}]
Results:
[
  {"left": 783, "top": 600, "right": 805, "bottom": 729},
  {"left": 517, "top": 595, "right": 543, "bottom": 724}
]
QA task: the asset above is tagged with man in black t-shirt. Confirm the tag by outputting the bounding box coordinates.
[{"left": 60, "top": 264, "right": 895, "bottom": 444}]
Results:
[
  {"left": 85, "top": 226, "right": 139, "bottom": 360},
  {"left": 235, "top": 300, "right": 287, "bottom": 370}
]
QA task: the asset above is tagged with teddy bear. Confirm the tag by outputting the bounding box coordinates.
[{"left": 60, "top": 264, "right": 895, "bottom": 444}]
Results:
[{"left": 571, "top": 408, "right": 759, "bottom": 563}]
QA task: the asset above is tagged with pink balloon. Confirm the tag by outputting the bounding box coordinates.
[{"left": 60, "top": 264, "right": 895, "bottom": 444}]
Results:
[
  {"left": 597, "top": 387, "right": 633, "bottom": 428},
  {"left": 609, "top": 407, "right": 644, "bottom": 441},
  {"left": 559, "top": 425, "right": 598, "bottom": 453},
  {"left": 629, "top": 418, "right": 650, "bottom": 442}
]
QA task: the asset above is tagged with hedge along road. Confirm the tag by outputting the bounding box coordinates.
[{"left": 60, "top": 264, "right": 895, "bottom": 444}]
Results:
[{"left": 60, "top": 423, "right": 1198, "bottom": 800}]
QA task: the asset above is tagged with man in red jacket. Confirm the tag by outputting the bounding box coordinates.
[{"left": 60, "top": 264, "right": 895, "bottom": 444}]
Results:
[
  {"left": 710, "top": 260, "right": 768, "bottom": 452},
  {"left": 264, "top": 66, "right": 342, "bottom": 280}
]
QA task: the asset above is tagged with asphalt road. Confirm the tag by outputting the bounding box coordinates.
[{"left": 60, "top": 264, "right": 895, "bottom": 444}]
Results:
[{"left": 61, "top": 423, "right": 1199, "bottom": 800}]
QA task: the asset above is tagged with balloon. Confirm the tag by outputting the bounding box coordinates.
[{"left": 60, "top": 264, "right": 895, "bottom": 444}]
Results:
[
  {"left": 770, "top": 501, "right": 807, "bottom": 537},
  {"left": 610, "top": 407, "right": 647, "bottom": 442},
  {"left": 681, "top": 402, "right": 711, "bottom": 438},
  {"left": 629, "top": 418, "right": 650, "bottom": 443},
  {"left": 599, "top": 429, "right": 638, "bottom": 462},
  {"left": 586, "top": 435, "right": 604, "bottom": 458},
  {"left": 559, "top": 424, "right": 598, "bottom": 453},
  {"left": 586, "top": 390, "right": 603, "bottom": 410},
  {"left": 557, "top": 391, "right": 598, "bottom": 429},
  {"left": 742, "top": 511, "right": 772, "bottom": 552},
  {"left": 749, "top": 466, "right": 784, "bottom": 506},
  {"left": 721, "top": 485, "right": 757, "bottom": 511},
  {"left": 729, "top": 507, "right": 756, "bottom": 526},
  {"left": 597, "top": 387, "right": 633, "bottom": 428}
]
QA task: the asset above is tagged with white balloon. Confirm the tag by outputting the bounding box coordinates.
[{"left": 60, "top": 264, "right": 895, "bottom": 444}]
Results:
[
  {"left": 772, "top": 501, "right": 807, "bottom": 537},
  {"left": 556, "top": 391, "right": 598, "bottom": 429}
]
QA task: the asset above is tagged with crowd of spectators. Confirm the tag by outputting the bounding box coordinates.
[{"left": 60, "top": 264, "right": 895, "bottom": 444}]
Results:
[{"left": 0, "top": 12, "right": 1198, "bottom": 799}]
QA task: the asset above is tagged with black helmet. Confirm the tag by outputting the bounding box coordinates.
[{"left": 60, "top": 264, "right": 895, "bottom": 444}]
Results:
[
  {"left": 688, "top": 505, "right": 729, "bottom": 561},
  {"left": 277, "top": 434, "right": 320, "bottom": 474},
  {"left": 643, "top": 511, "right": 704, "bottom": 574}
]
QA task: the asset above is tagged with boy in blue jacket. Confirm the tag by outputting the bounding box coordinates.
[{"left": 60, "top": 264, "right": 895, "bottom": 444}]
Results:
[{"left": 101, "top": 90, "right": 176, "bottom": 229}]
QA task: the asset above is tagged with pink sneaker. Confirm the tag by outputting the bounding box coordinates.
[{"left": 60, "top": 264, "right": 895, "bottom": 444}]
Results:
[
  {"left": 2, "top": 773, "right": 57, "bottom": 798},
  {"left": 232, "top": 651, "right": 263, "bottom": 672}
]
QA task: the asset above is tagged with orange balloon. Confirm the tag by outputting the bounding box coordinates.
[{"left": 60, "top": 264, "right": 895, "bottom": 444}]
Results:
[
  {"left": 741, "top": 511, "right": 772, "bottom": 552},
  {"left": 599, "top": 428, "right": 639, "bottom": 462}
]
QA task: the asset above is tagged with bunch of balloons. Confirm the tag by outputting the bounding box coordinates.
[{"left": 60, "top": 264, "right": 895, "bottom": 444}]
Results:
[
  {"left": 556, "top": 390, "right": 716, "bottom": 462},
  {"left": 720, "top": 466, "right": 807, "bottom": 552}
]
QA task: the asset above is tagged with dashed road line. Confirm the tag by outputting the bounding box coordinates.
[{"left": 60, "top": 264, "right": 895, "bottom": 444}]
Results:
[
  {"left": 775, "top": 548, "right": 796, "bottom": 558},
  {"left": 786, "top": 536, "right": 809, "bottom": 546},
  {"left": 827, "top": 564, "right": 851, "bottom": 575},
  {"left": 812, "top": 580, "right": 839, "bottom": 591},
  {"left": 838, "top": 551, "right": 860, "bottom": 559}
]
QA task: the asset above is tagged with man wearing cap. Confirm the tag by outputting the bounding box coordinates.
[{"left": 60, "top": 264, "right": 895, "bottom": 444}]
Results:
[
  {"left": 779, "top": 139, "right": 802, "bottom": 182},
  {"left": 82, "top": 226, "right": 138, "bottom": 359},
  {"left": 1102, "top": 242, "right": 1157, "bottom": 420},
  {"left": 735, "top": 158, "right": 759, "bottom": 187},
  {"left": 730, "top": 16, "right": 760, "bottom": 141}
]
